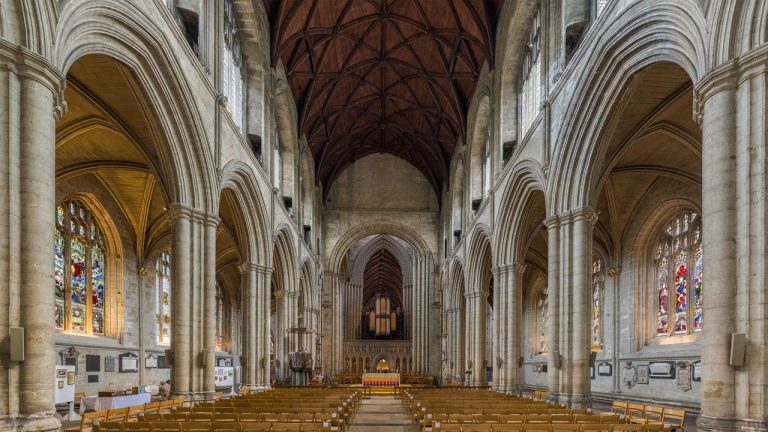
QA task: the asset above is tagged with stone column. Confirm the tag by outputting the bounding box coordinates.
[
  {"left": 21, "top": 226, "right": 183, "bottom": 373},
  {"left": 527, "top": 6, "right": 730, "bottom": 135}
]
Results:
[
  {"left": 491, "top": 268, "right": 503, "bottom": 391},
  {"left": 239, "top": 262, "right": 271, "bottom": 389},
  {"left": 273, "top": 289, "right": 285, "bottom": 382},
  {"left": 412, "top": 254, "right": 433, "bottom": 374},
  {"left": 403, "top": 283, "right": 412, "bottom": 339},
  {"left": 544, "top": 215, "right": 561, "bottom": 403},
  {"left": 696, "top": 65, "right": 738, "bottom": 431},
  {"left": 258, "top": 268, "right": 272, "bottom": 387},
  {"left": 568, "top": 209, "right": 594, "bottom": 407},
  {"left": 168, "top": 204, "right": 218, "bottom": 400},
  {"left": 505, "top": 263, "right": 526, "bottom": 395},
  {"left": 202, "top": 219, "right": 217, "bottom": 394},
  {"left": 0, "top": 42, "right": 64, "bottom": 432}
]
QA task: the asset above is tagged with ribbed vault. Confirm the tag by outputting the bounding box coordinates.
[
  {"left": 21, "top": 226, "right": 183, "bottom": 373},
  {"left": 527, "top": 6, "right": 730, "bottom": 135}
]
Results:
[
  {"left": 363, "top": 248, "right": 403, "bottom": 307},
  {"left": 265, "top": 0, "right": 499, "bottom": 195}
]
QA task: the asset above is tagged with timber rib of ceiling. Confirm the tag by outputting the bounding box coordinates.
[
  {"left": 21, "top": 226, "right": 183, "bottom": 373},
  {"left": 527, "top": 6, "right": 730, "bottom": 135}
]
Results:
[
  {"left": 363, "top": 248, "right": 403, "bottom": 307},
  {"left": 266, "top": 0, "right": 499, "bottom": 195}
]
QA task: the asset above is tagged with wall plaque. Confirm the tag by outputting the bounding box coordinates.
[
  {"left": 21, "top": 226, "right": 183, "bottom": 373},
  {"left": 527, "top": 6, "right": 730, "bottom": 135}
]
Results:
[
  {"left": 145, "top": 354, "right": 158, "bottom": 369},
  {"left": 597, "top": 362, "right": 612, "bottom": 376},
  {"left": 119, "top": 352, "right": 139, "bottom": 373},
  {"left": 86, "top": 354, "right": 101, "bottom": 372},
  {"left": 104, "top": 356, "right": 115, "bottom": 372},
  {"left": 637, "top": 365, "right": 649, "bottom": 384},
  {"left": 676, "top": 361, "right": 692, "bottom": 391},
  {"left": 648, "top": 361, "right": 675, "bottom": 379}
]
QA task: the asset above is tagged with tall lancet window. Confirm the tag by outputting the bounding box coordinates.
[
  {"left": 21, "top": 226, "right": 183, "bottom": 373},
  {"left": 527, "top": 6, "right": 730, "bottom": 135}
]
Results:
[
  {"left": 222, "top": 0, "right": 244, "bottom": 131},
  {"left": 156, "top": 250, "right": 172, "bottom": 344},
  {"left": 215, "top": 283, "right": 224, "bottom": 351},
  {"left": 535, "top": 287, "right": 548, "bottom": 354},
  {"left": 654, "top": 211, "right": 703, "bottom": 337},
  {"left": 54, "top": 200, "right": 107, "bottom": 335},
  {"left": 520, "top": 9, "right": 541, "bottom": 137},
  {"left": 591, "top": 257, "right": 604, "bottom": 347}
]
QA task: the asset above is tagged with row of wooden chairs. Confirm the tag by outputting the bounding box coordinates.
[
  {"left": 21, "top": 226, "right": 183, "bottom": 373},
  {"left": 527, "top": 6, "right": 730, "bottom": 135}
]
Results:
[
  {"left": 432, "top": 424, "right": 670, "bottom": 432},
  {"left": 425, "top": 414, "right": 622, "bottom": 425},
  {"left": 95, "top": 421, "right": 329, "bottom": 432},
  {"left": 139, "top": 413, "right": 336, "bottom": 423},
  {"left": 611, "top": 402, "right": 684, "bottom": 430}
]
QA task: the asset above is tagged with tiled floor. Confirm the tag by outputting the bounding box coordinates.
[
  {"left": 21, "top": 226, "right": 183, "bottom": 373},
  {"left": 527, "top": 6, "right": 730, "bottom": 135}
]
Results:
[{"left": 349, "top": 396, "right": 418, "bottom": 431}]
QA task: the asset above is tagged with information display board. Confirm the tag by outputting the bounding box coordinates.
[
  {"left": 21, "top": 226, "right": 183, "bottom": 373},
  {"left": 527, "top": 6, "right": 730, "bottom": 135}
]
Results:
[
  {"left": 54, "top": 365, "right": 76, "bottom": 404},
  {"left": 214, "top": 367, "right": 234, "bottom": 387}
]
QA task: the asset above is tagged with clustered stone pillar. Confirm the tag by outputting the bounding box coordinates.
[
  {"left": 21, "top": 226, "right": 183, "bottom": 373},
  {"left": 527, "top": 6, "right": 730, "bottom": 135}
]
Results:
[
  {"left": 412, "top": 253, "right": 434, "bottom": 374},
  {"left": 239, "top": 263, "right": 272, "bottom": 389},
  {"left": 0, "top": 42, "right": 64, "bottom": 432},
  {"left": 495, "top": 263, "right": 525, "bottom": 395},
  {"left": 463, "top": 290, "right": 487, "bottom": 386},
  {"left": 544, "top": 208, "right": 595, "bottom": 408},
  {"left": 344, "top": 283, "right": 362, "bottom": 340},
  {"left": 445, "top": 303, "right": 464, "bottom": 382},
  {"left": 695, "top": 61, "right": 757, "bottom": 431},
  {"left": 492, "top": 268, "right": 503, "bottom": 391},
  {"left": 322, "top": 271, "right": 344, "bottom": 374},
  {"left": 167, "top": 204, "right": 218, "bottom": 400}
]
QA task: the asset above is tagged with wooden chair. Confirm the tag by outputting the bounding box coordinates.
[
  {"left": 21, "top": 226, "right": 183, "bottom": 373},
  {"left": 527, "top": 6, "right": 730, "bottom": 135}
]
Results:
[
  {"left": 301, "top": 423, "right": 330, "bottom": 432},
  {"left": 580, "top": 424, "right": 611, "bottom": 432},
  {"left": 643, "top": 407, "right": 664, "bottom": 423},
  {"left": 611, "top": 401, "right": 628, "bottom": 416},
  {"left": 524, "top": 425, "right": 552, "bottom": 432},
  {"left": 575, "top": 415, "right": 602, "bottom": 424},
  {"left": 143, "top": 402, "right": 161, "bottom": 415},
  {"left": 66, "top": 410, "right": 107, "bottom": 432},
  {"left": 213, "top": 407, "right": 236, "bottom": 414},
  {"left": 476, "top": 414, "right": 499, "bottom": 423},
  {"left": 599, "top": 415, "right": 620, "bottom": 424},
  {"left": 96, "top": 422, "right": 123, "bottom": 432},
  {"left": 526, "top": 415, "right": 552, "bottom": 424},
  {"left": 627, "top": 404, "right": 646, "bottom": 423},
  {"left": 551, "top": 415, "right": 574, "bottom": 424},
  {"left": 151, "top": 422, "right": 183, "bottom": 432},
  {"left": 238, "top": 422, "right": 273, "bottom": 431},
  {"left": 661, "top": 408, "right": 685, "bottom": 432},
  {"left": 142, "top": 413, "right": 163, "bottom": 422},
  {"left": 174, "top": 407, "right": 193, "bottom": 414},
  {"left": 290, "top": 413, "right": 315, "bottom": 423},
  {"left": 551, "top": 425, "right": 582, "bottom": 432},
  {"left": 270, "top": 423, "right": 302, "bottom": 432},
  {"left": 612, "top": 425, "right": 644, "bottom": 431},
  {"left": 213, "top": 413, "right": 239, "bottom": 422},
  {"left": 237, "top": 413, "right": 265, "bottom": 422},
  {"left": 123, "top": 422, "right": 153, "bottom": 432},
  {"left": 434, "top": 424, "right": 462, "bottom": 432},
  {"left": 106, "top": 407, "right": 130, "bottom": 422},
  {"left": 194, "top": 407, "right": 215, "bottom": 413},
  {"left": 188, "top": 413, "right": 214, "bottom": 422},
  {"left": 500, "top": 414, "right": 526, "bottom": 424},
  {"left": 210, "top": 422, "right": 241, "bottom": 432},
  {"left": 494, "top": 425, "right": 525, "bottom": 432},
  {"left": 163, "top": 413, "right": 188, "bottom": 421},
  {"left": 641, "top": 424, "right": 665, "bottom": 432},
  {"left": 181, "top": 423, "right": 212, "bottom": 432},
  {"left": 127, "top": 405, "right": 145, "bottom": 420}
]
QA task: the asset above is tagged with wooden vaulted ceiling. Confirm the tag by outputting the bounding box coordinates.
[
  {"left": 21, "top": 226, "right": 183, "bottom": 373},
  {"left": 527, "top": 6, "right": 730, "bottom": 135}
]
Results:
[
  {"left": 363, "top": 248, "right": 403, "bottom": 307},
  {"left": 265, "top": 0, "right": 500, "bottom": 194}
]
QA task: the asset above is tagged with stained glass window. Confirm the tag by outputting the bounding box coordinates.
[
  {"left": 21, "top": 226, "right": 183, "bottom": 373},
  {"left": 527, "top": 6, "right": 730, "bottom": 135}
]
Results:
[
  {"left": 54, "top": 200, "right": 107, "bottom": 335},
  {"left": 654, "top": 211, "right": 702, "bottom": 337},
  {"left": 156, "top": 250, "right": 172, "bottom": 344},
  {"left": 591, "top": 257, "right": 604, "bottom": 347},
  {"left": 536, "top": 288, "right": 548, "bottom": 354}
]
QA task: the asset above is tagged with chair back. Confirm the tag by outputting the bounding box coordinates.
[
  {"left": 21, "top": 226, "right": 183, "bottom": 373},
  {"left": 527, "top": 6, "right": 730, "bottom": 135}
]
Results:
[{"left": 106, "top": 407, "right": 130, "bottom": 422}]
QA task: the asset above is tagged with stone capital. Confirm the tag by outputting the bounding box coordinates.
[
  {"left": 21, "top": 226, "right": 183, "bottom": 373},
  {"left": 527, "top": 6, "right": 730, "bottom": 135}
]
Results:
[
  {"left": 238, "top": 261, "right": 272, "bottom": 274},
  {"left": 0, "top": 39, "right": 67, "bottom": 118},
  {"left": 607, "top": 267, "right": 621, "bottom": 278},
  {"left": 494, "top": 262, "right": 526, "bottom": 275},
  {"left": 167, "top": 203, "right": 220, "bottom": 227}
]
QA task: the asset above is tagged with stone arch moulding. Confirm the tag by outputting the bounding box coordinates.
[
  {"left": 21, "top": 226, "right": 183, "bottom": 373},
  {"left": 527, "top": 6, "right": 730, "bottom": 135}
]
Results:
[
  {"left": 219, "top": 160, "right": 272, "bottom": 267},
  {"left": 546, "top": 0, "right": 706, "bottom": 215},
  {"left": 328, "top": 220, "right": 433, "bottom": 275},
  {"left": 493, "top": 159, "right": 547, "bottom": 266},
  {"left": 54, "top": 0, "right": 218, "bottom": 212}
]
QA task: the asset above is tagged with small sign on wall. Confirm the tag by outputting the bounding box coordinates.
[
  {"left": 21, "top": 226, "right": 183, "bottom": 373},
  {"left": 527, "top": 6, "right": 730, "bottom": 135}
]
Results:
[
  {"left": 597, "top": 362, "right": 612, "bottom": 376},
  {"left": 637, "top": 365, "right": 649, "bottom": 385},
  {"left": 104, "top": 356, "right": 115, "bottom": 373},
  {"left": 145, "top": 354, "right": 158, "bottom": 369},
  {"left": 648, "top": 361, "right": 675, "bottom": 379},
  {"left": 692, "top": 361, "right": 702, "bottom": 382}
]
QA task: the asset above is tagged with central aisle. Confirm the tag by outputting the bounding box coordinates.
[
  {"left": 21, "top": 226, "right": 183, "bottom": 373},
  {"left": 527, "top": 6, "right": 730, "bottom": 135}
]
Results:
[{"left": 348, "top": 395, "right": 418, "bottom": 431}]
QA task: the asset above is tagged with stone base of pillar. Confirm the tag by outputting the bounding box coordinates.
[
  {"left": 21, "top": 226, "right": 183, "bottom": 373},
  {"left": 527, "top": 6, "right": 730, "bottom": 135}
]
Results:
[
  {"left": 558, "top": 394, "right": 591, "bottom": 409},
  {"left": 172, "top": 391, "right": 217, "bottom": 401},
  {"left": 14, "top": 413, "right": 61, "bottom": 432},
  {"left": 697, "top": 415, "right": 762, "bottom": 432}
]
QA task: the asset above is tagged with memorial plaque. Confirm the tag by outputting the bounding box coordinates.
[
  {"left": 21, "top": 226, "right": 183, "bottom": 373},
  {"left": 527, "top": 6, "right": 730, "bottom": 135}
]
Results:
[
  {"left": 86, "top": 354, "right": 101, "bottom": 372},
  {"left": 104, "top": 356, "right": 115, "bottom": 372},
  {"left": 597, "top": 362, "right": 612, "bottom": 376}
]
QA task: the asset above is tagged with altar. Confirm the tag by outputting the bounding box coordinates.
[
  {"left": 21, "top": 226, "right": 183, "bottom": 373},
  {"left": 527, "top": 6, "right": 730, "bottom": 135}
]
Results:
[{"left": 362, "top": 372, "right": 400, "bottom": 387}]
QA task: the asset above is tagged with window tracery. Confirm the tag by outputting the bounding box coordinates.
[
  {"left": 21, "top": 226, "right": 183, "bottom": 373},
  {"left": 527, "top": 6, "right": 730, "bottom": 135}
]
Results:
[
  {"left": 520, "top": 9, "right": 541, "bottom": 136},
  {"left": 591, "top": 257, "right": 604, "bottom": 347},
  {"left": 654, "top": 211, "right": 702, "bottom": 337},
  {"left": 54, "top": 200, "right": 107, "bottom": 335},
  {"left": 156, "top": 250, "right": 172, "bottom": 345},
  {"left": 223, "top": 0, "right": 244, "bottom": 131}
]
